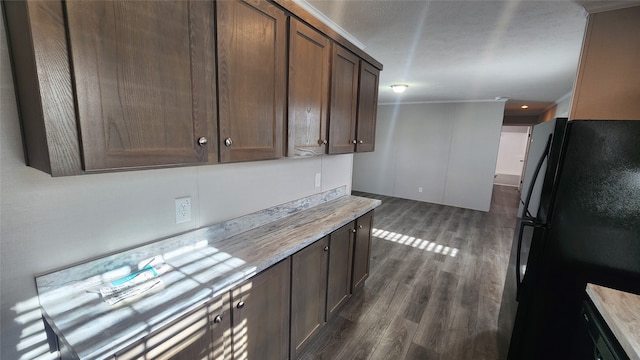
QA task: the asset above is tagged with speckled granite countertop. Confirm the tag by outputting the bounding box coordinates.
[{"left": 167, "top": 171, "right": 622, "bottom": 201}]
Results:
[
  {"left": 35, "top": 187, "right": 381, "bottom": 359},
  {"left": 586, "top": 283, "right": 640, "bottom": 360}
]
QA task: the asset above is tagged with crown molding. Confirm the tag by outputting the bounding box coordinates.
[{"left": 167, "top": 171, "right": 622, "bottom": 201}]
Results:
[
  {"left": 378, "top": 99, "right": 507, "bottom": 106},
  {"left": 291, "top": 0, "right": 366, "bottom": 50},
  {"left": 575, "top": 1, "right": 640, "bottom": 13}
]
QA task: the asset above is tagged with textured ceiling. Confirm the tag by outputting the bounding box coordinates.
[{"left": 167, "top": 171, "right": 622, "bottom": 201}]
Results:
[{"left": 303, "top": 0, "right": 589, "bottom": 115}]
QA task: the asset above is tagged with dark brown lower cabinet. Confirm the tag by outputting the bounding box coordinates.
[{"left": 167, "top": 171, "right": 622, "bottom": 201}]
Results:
[
  {"left": 115, "top": 293, "right": 230, "bottom": 360},
  {"left": 291, "top": 212, "right": 374, "bottom": 359},
  {"left": 326, "top": 222, "right": 355, "bottom": 321},
  {"left": 114, "top": 211, "right": 374, "bottom": 360},
  {"left": 291, "top": 237, "right": 329, "bottom": 358},
  {"left": 231, "top": 258, "right": 291, "bottom": 360},
  {"left": 209, "top": 294, "right": 233, "bottom": 360},
  {"left": 352, "top": 211, "right": 374, "bottom": 292}
]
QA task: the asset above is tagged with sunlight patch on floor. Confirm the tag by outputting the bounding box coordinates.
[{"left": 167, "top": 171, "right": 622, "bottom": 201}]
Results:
[{"left": 372, "top": 228, "right": 459, "bottom": 257}]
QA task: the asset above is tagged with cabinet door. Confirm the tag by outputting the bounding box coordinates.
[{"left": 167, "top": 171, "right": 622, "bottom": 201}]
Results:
[
  {"left": 65, "top": 0, "right": 217, "bottom": 171},
  {"left": 210, "top": 293, "right": 232, "bottom": 360},
  {"left": 355, "top": 61, "right": 380, "bottom": 153},
  {"left": 217, "top": 0, "right": 287, "bottom": 163},
  {"left": 291, "top": 237, "right": 329, "bottom": 358},
  {"left": 116, "top": 293, "right": 231, "bottom": 360},
  {"left": 328, "top": 45, "right": 359, "bottom": 154},
  {"left": 288, "top": 18, "right": 331, "bottom": 157},
  {"left": 326, "top": 222, "right": 355, "bottom": 321},
  {"left": 231, "top": 258, "right": 290, "bottom": 360},
  {"left": 352, "top": 211, "right": 374, "bottom": 292}
]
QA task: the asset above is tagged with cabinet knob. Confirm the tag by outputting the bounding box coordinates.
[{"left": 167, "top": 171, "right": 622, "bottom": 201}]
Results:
[
  {"left": 352, "top": 140, "right": 357, "bottom": 144},
  {"left": 358, "top": 225, "right": 363, "bottom": 229},
  {"left": 359, "top": 140, "right": 364, "bottom": 144},
  {"left": 323, "top": 139, "right": 328, "bottom": 144},
  {"left": 236, "top": 301, "right": 245, "bottom": 309},
  {"left": 224, "top": 138, "right": 233, "bottom": 147},
  {"left": 318, "top": 139, "right": 328, "bottom": 145},
  {"left": 213, "top": 315, "right": 222, "bottom": 323},
  {"left": 324, "top": 246, "right": 329, "bottom": 251},
  {"left": 197, "top": 137, "right": 208, "bottom": 146},
  {"left": 351, "top": 229, "right": 357, "bottom": 233}
]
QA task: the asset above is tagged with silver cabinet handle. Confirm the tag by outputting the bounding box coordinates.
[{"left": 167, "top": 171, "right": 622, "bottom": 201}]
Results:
[
  {"left": 351, "top": 229, "right": 357, "bottom": 233},
  {"left": 352, "top": 140, "right": 357, "bottom": 144},
  {"left": 197, "top": 137, "right": 208, "bottom": 146},
  {"left": 323, "top": 139, "right": 328, "bottom": 144},
  {"left": 236, "top": 301, "right": 245, "bottom": 309},
  {"left": 213, "top": 315, "right": 222, "bottom": 323},
  {"left": 225, "top": 138, "right": 233, "bottom": 147},
  {"left": 324, "top": 246, "right": 329, "bottom": 251},
  {"left": 359, "top": 140, "right": 364, "bottom": 144},
  {"left": 358, "top": 225, "right": 363, "bottom": 229},
  {"left": 317, "top": 139, "right": 328, "bottom": 145}
]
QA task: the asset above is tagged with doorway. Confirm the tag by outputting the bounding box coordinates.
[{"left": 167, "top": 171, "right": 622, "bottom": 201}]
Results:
[{"left": 494, "top": 126, "right": 531, "bottom": 189}]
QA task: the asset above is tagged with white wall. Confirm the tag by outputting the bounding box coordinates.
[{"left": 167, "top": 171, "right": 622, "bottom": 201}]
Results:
[
  {"left": 352, "top": 101, "right": 505, "bottom": 211},
  {"left": 554, "top": 92, "right": 572, "bottom": 118},
  {"left": 495, "top": 126, "right": 529, "bottom": 176},
  {"left": 0, "top": 15, "right": 353, "bottom": 360},
  {"left": 494, "top": 125, "right": 529, "bottom": 187}
]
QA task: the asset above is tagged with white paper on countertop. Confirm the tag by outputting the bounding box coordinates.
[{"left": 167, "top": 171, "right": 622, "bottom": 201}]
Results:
[{"left": 99, "top": 263, "right": 169, "bottom": 306}]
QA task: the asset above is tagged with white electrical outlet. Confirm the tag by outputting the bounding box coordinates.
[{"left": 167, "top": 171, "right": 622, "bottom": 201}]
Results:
[
  {"left": 418, "top": 187, "right": 423, "bottom": 193},
  {"left": 315, "top": 173, "right": 322, "bottom": 188},
  {"left": 175, "top": 197, "right": 192, "bottom": 224}
]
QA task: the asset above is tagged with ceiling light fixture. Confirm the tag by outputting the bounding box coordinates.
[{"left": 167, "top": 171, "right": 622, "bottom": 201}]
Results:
[
  {"left": 391, "top": 84, "right": 408, "bottom": 94},
  {"left": 521, "top": 105, "right": 529, "bottom": 109}
]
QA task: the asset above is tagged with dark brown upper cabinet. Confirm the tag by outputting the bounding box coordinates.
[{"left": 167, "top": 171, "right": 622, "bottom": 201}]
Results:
[
  {"left": 216, "top": 0, "right": 287, "bottom": 163},
  {"left": 328, "top": 45, "right": 360, "bottom": 155},
  {"left": 287, "top": 18, "right": 331, "bottom": 157},
  {"left": 5, "top": 0, "right": 218, "bottom": 175},
  {"left": 355, "top": 61, "right": 380, "bottom": 152},
  {"left": 5, "top": 0, "right": 382, "bottom": 176}
]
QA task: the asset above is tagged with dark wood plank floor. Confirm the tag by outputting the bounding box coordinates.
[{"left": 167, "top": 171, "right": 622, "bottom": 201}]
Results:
[{"left": 299, "top": 185, "right": 521, "bottom": 360}]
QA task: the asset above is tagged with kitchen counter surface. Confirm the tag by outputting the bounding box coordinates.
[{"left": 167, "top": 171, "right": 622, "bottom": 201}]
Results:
[
  {"left": 586, "top": 283, "right": 640, "bottom": 360},
  {"left": 35, "top": 187, "right": 380, "bottom": 359}
]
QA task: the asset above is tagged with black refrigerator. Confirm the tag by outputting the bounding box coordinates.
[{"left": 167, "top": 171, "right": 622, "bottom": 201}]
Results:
[{"left": 497, "top": 119, "right": 640, "bottom": 359}]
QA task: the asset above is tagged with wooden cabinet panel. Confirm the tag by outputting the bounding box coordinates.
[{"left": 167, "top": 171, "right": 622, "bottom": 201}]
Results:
[
  {"left": 356, "top": 61, "right": 380, "bottom": 153},
  {"left": 326, "top": 222, "right": 355, "bottom": 321},
  {"left": 3, "top": 0, "right": 89, "bottom": 176},
  {"left": 291, "top": 237, "right": 329, "bottom": 357},
  {"left": 287, "top": 18, "right": 331, "bottom": 157},
  {"left": 116, "top": 292, "right": 230, "bottom": 360},
  {"left": 217, "top": 0, "right": 287, "bottom": 163},
  {"left": 231, "top": 258, "right": 290, "bottom": 360},
  {"left": 328, "top": 45, "right": 359, "bottom": 154},
  {"left": 352, "top": 211, "right": 374, "bottom": 291},
  {"left": 209, "top": 294, "right": 233, "bottom": 360},
  {"left": 65, "top": 0, "right": 216, "bottom": 171}
]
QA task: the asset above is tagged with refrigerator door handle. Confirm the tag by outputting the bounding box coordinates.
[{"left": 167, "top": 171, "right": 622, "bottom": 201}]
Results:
[
  {"left": 521, "top": 134, "right": 553, "bottom": 219},
  {"left": 516, "top": 218, "right": 536, "bottom": 301},
  {"left": 516, "top": 134, "right": 553, "bottom": 301}
]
